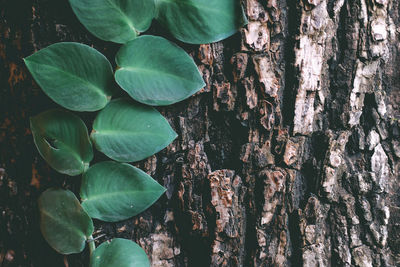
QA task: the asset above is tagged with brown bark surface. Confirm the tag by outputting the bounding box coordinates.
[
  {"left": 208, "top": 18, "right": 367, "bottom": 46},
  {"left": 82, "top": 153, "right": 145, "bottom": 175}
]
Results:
[{"left": 1, "top": 0, "right": 399, "bottom": 266}]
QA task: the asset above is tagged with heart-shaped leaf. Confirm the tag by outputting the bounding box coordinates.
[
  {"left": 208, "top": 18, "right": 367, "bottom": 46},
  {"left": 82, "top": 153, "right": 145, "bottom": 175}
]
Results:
[
  {"left": 39, "top": 188, "right": 94, "bottom": 255},
  {"left": 24, "top": 42, "right": 114, "bottom": 111},
  {"left": 90, "top": 238, "right": 150, "bottom": 267},
  {"left": 30, "top": 109, "right": 93, "bottom": 176},
  {"left": 69, "top": 0, "right": 155, "bottom": 44},
  {"left": 81, "top": 161, "right": 166, "bottom": 222},
  {"left": 91, "top": 98, "right": 177, "bottom": 162},
  {"left": 155, "top": 0, "right": 247, "bottom": 44},
  {"left": 115, "top": 35, "right": 205, "bottom": 106}
]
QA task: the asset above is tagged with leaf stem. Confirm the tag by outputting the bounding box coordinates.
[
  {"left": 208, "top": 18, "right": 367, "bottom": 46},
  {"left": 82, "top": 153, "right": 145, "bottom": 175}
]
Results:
[
  {"left": 83, "top": 162, "right": 90, "bottom": 173},
  {"left": 88, "top": 236, "right": 96, "bottom": 256}
]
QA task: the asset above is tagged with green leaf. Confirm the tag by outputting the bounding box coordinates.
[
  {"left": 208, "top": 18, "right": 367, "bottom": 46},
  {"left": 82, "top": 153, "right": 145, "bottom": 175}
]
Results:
[
  {"left": 24, "top": 42, "right": 114, "bottom": 111},
  {"left": 91, "top": 98, "right": 177, "bottom": 162},
  {"left": 115, "top": 35, "right": 205, "bottom": 106},
  {"left": 30, "top": 109, "right": 93, "bottom": 176},
  {"left": 38, "top": 188, "right": 94, "bottom": 255},
  {"left": 90, "top": 238, "right": 150, "bottom": 267},
  {"left": 69, "top": 0, "right": 155, "bottom": 44},
  {"left": 81, "top": 161, "right": 166, "bottom": 222},
  {"left": 155, "top": 0, "right": 248, "bottom": 44}
]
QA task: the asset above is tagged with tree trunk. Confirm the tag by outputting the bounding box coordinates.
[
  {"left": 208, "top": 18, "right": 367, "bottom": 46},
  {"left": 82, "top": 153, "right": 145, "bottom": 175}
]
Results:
[{"left": 1, "top": 0, "right": 399, "bottom": 266}]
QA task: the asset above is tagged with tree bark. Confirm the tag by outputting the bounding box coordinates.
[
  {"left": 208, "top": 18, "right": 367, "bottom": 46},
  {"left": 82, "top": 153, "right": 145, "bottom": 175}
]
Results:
[{"left": 1, "top": 0, "right": 399, "bottom": 266}]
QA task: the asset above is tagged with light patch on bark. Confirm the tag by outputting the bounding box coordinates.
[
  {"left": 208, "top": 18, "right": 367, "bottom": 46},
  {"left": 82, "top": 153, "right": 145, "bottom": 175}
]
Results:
[
  {"left": 367, "top": 130, "right": 380, "bottom": 151},
  {"left": 349, "top": 60, "right": 379, "bottom": 126},
  {"left": 140, "top": 227, "right": 181, "bottom": 267},
  {"left": 352, "top": 245, "right": 373, "bottom": 267},
  {"left": 320, "top": 131, "right": 350, "bottom": 202},
  {"left": 253, "top": 55, "right": 280, "bottom": 98},
  {"left": 208, "top": 170, "right": 246, "bottom": 267},
  {"left": 371, "top": 143, "right": 390, "bottom": 193},
  {"left": 283, "top": 137, "right": 305, "bottom": 169},
  {"left": 349, "top": 0, "right": 389, "bottom": 127},
  {"left": 300, "top": 197, "right": 331, "bottom": 267},
  {"left": 244, "top": 21, "right": 270, "bottom": 51},
  {"left": 260, "top": 169, "right": 286, "bottom": 226},
  {"left": 293, "top": 1, "right": 332, "bottom": 135}
]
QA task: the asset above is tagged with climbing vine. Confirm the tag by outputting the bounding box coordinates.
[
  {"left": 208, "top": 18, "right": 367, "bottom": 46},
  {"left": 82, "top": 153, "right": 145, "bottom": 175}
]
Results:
[{"left": 24, "top": 0, "right": 247, "bottom": 265}]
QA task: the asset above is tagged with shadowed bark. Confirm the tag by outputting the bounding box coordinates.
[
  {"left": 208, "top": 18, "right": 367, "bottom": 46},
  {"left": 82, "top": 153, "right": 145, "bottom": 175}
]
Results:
[{"left": 1, "top": 0, "right": 399, "bottom": 266}]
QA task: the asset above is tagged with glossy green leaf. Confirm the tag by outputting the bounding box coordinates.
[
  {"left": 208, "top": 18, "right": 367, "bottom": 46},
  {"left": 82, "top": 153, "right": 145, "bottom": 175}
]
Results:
[
  {"left": 38, "top": 188, "right": 94, "bottom": 255},
  {"left": 69, "top": 0, "right": 155, "bottom": 44},
  {"left": 90, "top": 238, "right": 149, "bottom": 267},
  {"left": 91, "top": 98, "right": 177, "bottom": 162},
  {"left": 30, "top": 109, "right": 93, "bottom": 176},
  {"left": 115, "top": 35, "right": 205, "bottom": 106},
  {"left": 81, "top": 161, "right": 166, "bottom": 222},
  {"left": 155, "top": 0, "right": 247, "bottom": 44},
  {"left": 24, "top": 42, "right": 114, "bottom": 111}
]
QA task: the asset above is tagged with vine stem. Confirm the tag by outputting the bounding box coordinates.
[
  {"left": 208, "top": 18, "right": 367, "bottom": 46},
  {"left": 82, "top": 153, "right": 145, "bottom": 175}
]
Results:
[{"left": 88, "top": 235, "right": 96, "bottom": 256}]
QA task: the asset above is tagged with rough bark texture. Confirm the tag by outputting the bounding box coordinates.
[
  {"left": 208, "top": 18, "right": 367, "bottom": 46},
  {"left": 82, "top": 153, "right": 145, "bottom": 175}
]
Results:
[{"left": 1, "top": 0, "right": 399, "bottom": 266}]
